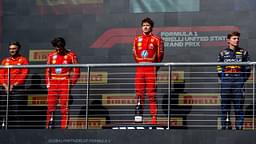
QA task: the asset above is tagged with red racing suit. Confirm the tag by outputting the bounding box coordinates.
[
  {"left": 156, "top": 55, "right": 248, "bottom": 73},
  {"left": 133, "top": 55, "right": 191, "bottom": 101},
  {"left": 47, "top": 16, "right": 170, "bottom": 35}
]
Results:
[
  {"left": 133, "top": 33, "right": 164, "bottom": 119},
  {"left": 0, "top": 55, "right": 29, "bottom": 86},
  {"left": 45, "top": 50, "right": 80, "bottom": 129},
  {"left": 0, "top": 55, "right": 29, "bottom": 127}
]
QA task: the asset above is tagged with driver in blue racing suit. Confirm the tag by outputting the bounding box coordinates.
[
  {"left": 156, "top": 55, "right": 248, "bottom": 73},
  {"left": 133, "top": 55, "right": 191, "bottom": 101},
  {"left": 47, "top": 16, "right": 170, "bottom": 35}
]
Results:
[{"left": 217, "top": 31, "right": 251, "bottom": 130}]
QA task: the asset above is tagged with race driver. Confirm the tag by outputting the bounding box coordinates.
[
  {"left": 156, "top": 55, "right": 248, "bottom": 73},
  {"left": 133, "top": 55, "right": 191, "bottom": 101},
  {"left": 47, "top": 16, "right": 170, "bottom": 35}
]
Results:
[
  {"left": 0, "top": 41, "right": 29, "bottom": 128},
  {"left": 133, "top": 17, "right": 164, "bottom": 124},
  {"left": 217, "top": 31, "right": 251, "bottom": 130},
  {"left": 45, "top": 37, "right": 80, "bottom": 129}
]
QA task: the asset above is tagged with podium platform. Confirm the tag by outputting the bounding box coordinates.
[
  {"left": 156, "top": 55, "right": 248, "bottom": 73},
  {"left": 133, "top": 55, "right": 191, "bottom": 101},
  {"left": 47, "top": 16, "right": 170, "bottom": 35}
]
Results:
[{"left": 1, "top": 129, "right": 256, "bottom": 144}]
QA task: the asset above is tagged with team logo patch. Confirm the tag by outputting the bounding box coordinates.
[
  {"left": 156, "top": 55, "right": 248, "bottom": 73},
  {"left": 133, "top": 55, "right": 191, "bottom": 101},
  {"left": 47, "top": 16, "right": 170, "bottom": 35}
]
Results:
[
  {"left": 63, "top": 60, "right": 67, "bottom": 64},
  {"left": 5, "top": 63, "right": 9, "bottom": 66},
  {"left": 141, "top": 50, "right": 148, "bottom": 58},
  {"left": 224, "top": 51, "right": 230, "bottom": 55},
  {"left": 55, "top": 68, "right": 62, "bottom": 74},
  {"left": 138, "top": 37, "right": 143, "bottom": 42},
  {"left": 151, "top": 39, "right": 154, "bottom": 42},
  {"left": 64, "top": 55, "right": 68, "bottom": 59},
  {"left": 138, "top": 43, "right": 142, "bottom": 47},
  {"left": 53, "top": 55, "right": 57, "bottom": 60},
  {"left": 52, "top": 60, "right": 56, "bottom": 64},
  {"left": 149, "top": 43, "right": 154, "bottom": 49}
]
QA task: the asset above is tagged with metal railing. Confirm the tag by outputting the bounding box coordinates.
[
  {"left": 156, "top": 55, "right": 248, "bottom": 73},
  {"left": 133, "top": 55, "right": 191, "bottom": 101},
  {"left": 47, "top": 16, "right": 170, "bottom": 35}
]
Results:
[{"left": 0, "top": 62, "right": 255, "bottom": 130}]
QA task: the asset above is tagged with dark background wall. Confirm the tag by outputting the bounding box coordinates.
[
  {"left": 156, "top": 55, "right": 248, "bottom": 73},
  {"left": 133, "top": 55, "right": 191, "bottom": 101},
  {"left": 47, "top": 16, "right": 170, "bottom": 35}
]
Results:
[
  {"left": 1, "top": 0, "right": 256, "bottom": 129},
  {"left": 1, "top": 0, "right": 256, "bottom": 63}
]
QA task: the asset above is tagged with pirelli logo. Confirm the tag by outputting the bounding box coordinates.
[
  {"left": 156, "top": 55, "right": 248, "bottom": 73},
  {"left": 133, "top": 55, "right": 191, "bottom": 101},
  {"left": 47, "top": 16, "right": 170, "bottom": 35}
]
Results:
[
  {"left": 217, "top": 117, "right": 255, "bottom": 130},
  {"left": 243, "top": 118, "right": 256, "bottom": 130},
  {"left": 29, "top": 50, "right": 51, "bottom": 62},
  {"left": 144, "top": 117, "right": 183, "bottom": 127},
  {"left": 179, "top": 93, "right": 220, "bottom": 106},
  {"left": 77, "top": 72, "right": 108, "bottom": 84},
  {"left": 27, "top": 95, "right": 47, "bottom": 106},
  {"left": 102, "top": 94, "right": 136, "bottom": 106},
  {"left": 157, "top": 71, "right": 184, "bottom": 83},
  {"left": 68, "top": 117, "right": 106, "bottom": 129}
]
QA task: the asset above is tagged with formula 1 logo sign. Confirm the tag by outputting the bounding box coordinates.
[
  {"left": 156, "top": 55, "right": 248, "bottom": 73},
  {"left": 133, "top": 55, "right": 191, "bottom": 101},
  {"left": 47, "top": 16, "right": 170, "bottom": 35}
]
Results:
[{"left": 90, "top": 26, "right": 240, "bottom": 48}]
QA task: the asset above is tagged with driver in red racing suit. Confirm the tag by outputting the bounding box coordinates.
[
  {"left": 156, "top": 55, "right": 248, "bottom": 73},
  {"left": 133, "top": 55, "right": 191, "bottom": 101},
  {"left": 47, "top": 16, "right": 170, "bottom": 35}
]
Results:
[
  {"left": 133, "top": 17, "right": 164, "bottom": 124},
  {"left": 45, "top": 37, "right": 80, "bottom": 129}
]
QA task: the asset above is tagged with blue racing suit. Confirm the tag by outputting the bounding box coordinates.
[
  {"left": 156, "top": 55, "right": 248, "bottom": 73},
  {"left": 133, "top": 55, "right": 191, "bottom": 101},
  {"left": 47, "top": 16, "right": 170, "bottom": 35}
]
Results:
[{"left": 217, "top": 47, "right": 251, "bottom": 129}]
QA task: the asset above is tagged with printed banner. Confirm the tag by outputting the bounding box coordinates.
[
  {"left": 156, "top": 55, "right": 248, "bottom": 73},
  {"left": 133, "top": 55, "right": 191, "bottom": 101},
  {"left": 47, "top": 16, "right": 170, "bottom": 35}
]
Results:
[
  {"left": 36, "top": 0, "right": 104, "bottom": 15},
  {"left": 179, "top": 93, "right": 220, "bottom": 106},
  {"left": 27, "top": 95, "right": 47, "bottom": 106},
  {"left": 102, "top": 93, "right": 136, "bottom": 106},
  {"left": 129, "top": 0, "right": 199, "bottom": 13},
  {"left": 29, "top": 50, "right": 52, "bottom": 62},
  {"left": 143, "top": 117, "right": 183, "bottom": 127},
  {"left": 77, "top": 72, "right": 108, "bottom": 84},
  {"left": 68, "top": 117, "right": 106, "bottom": 129},
  {"left": 217, "top": 117, "right": 255, "bottom": 130},
  {"left": 90, "top": 26, "right": 240, "bottom": 48},
  {"left": 36, "top": 0, "right": 104, "bottom": 6},
  {"left": 157, "top": 71, "right": 184, "bottom": 83}
]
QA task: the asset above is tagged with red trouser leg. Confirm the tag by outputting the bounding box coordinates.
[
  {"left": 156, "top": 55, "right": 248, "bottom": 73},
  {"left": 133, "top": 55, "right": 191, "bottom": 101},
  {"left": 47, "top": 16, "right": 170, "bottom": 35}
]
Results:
[
  {"left": 46, "top": 79, "right": 70, "bottom": 129},
  {"left": 135, "top": 67, "right": 145, "bottom": 111},
  {"left": 135, "top": 66, "right": 157, "bottom": 118},
  {"left": 145, "top": 67, "right": 157, "bottom": 117},
  {"left": 46, "top": 80, "right": 58, "bottom": 128},
  {"left": 59, "top": 80, "right": 70, "bottom": 129}
]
